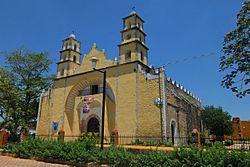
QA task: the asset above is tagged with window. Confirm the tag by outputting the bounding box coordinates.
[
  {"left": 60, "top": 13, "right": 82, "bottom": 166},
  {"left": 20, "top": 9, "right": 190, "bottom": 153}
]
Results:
[
  {"left": 73, "top": 55, "right": 77, "bottom": 62},
  {"left": 65, "top": 43, "right": 68, "bottom": 49},
  {"left": 125, "top": 51, "right": 131, "bottom": 62},
  {"left": 74, "top": 44, "right": 77, "bottom": 51},
  {"left": 126, "top": 34, "right": 131, "bottom": 40},
  {"left": 91, "top": 85, "right": 99, "bottom": 94},
  {"left": 92, "top": 60, "right": 97, "bottom": 68},
  {"left": 171, "top": 120, "right": 176, "bottom": 144},
  {"left": 60, "top": 69, "right": 64, "bottom": 76},
  {"left": 127, "top": 22, "right": 131, "bottom": 29},
  {"left": 140, "top": 51, "right": 144, "bottom": 61},
  {"left": 63, "top": 55, "right": 66, "bottom": 61}
]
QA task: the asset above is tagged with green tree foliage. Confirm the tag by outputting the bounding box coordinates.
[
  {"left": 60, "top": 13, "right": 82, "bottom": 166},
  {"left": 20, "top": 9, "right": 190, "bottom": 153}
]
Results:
[
  {"left": 0, "top": 48, "right": 52, "bottom": 136},
  {"left": 201, "top": 106, "right": 233, "bottom": 137},
  {"left": 220, "top": 1, "right": 250, "bottom": 98}
]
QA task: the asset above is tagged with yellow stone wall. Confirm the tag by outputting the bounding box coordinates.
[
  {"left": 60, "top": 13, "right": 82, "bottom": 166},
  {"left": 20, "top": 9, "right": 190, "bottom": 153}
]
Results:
[
  {"left": 37, "top": 45, "right": 142, "bottom": 138},
  {"left": 36, "top": 95, "right": 50, "bottom": 137},
  {"left": 137, "top": 72, "right": 161, "bottom": 136}
]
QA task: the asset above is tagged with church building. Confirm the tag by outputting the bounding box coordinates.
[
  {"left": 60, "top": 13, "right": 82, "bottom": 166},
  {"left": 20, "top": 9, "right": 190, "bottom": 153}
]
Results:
[{"left": 36, "top": 11, "right": 203, "bottom": 144}]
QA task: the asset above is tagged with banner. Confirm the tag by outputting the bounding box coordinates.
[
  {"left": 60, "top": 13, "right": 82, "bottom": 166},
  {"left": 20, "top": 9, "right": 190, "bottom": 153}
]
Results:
[
  {"left": 81, "top": 96, "right": 93, "bottom": 113},
  {"left": 52, "top": 121, "right": 58, "bottom": 132}
]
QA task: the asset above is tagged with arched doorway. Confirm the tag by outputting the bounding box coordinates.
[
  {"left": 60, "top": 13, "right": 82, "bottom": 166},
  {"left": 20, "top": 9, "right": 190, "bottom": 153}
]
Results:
[
  {"left": 171, "top": 120, "right": 176, "bottom": 144},
  {"left": 87, "top": 117, "right": 100, "bottom": 133}
]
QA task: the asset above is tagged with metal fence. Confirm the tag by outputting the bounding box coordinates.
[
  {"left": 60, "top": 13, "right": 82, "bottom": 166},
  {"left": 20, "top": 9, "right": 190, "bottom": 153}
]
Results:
[{"left": 7, "top": 134, "right": 250, "bottom": 150}]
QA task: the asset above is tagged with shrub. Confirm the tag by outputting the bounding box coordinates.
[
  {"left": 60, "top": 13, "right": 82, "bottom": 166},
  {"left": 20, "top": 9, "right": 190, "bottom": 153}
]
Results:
[
  {"left": 224, "top": 139, "right": 233, "bottom": 146},
  {"left": 205, "top": 141, "right": 213, "bottom": 147},
  {"left": 4, "top": 138, "right": 97, "bottom": 163},
  {"left": 130, "top": 139, "right": 173, "bottom": 147},
  {"left": 130, "top": 139, "right": 144, "bottom": 145},
  {"left": 95, "top": 147, "right": 132, "bottom": 166},
  {"left": 78, "top": 132, "right": 98, "bottom": 142},
  {"left": 200, "top": 132, "right": 206, "bottom": 145},
  {"left": 3, "top": 138, "right": 250, "bottom": 166},
  {"left": 187, "top": 135, "right": 192, "bottom": 145},
  {"left": 143, "top": 140, "right": 161, "bottom": 146},
  {"left": 130, "top": 150, "right": 173, "bottom": 167},
  {"left": 240, "top": 137, "right": 248, "bottom": 143}
]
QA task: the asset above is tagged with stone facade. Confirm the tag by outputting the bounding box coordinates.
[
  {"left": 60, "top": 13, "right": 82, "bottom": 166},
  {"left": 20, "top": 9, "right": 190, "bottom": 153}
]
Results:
[{"left": 36, "top": 11, "right": 203, "bottom": 143}]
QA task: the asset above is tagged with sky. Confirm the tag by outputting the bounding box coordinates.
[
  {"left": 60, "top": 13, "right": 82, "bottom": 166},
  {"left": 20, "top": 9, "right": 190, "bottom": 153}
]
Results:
[{"left": 0, "top": 0, "right": 249, "bottom": 120}]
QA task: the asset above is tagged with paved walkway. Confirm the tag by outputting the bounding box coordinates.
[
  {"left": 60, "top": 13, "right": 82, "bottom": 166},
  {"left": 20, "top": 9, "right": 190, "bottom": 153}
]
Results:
[{"left": 0, "top": 155, "right": 70, "bottom": 167}]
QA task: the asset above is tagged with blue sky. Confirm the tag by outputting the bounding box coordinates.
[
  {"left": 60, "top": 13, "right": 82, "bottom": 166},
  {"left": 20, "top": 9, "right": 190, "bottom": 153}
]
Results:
[{"left": 0, "top": 0, "right": 249, "bottom": 119}]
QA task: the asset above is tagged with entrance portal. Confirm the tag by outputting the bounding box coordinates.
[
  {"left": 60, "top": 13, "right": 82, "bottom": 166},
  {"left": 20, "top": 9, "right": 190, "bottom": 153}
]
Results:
[{"left": 87, "top": 117, "right": 100, "bottom": 133}]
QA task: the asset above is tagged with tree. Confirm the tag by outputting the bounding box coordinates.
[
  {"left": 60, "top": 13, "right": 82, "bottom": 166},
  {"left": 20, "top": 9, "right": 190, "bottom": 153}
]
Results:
[
  {"left": 0, "top": 48, "right": 53, "bottom": 139},
  {"left": 201, "top": 106, "right": 233, "bottom": 137},
  {"left": 220, "top": 1, "right": 250, "bottom": 98}
]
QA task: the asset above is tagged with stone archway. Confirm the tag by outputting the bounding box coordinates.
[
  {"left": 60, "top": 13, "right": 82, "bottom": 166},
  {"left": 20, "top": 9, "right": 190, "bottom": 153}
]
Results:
[
  {"left": 77, "top": 100, "right": 101, "bottom": 133},
  {"left": 64, "top": 76, "right": 116, "bottom": 136},
  {"left": 65, "top": 77, "right": 115, "bottom": 113}
]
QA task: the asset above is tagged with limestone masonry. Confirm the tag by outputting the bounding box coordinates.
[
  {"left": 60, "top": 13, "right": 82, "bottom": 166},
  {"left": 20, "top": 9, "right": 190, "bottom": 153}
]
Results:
[{"left": 36, "top": 11, "right": 203, "bottom": 144}]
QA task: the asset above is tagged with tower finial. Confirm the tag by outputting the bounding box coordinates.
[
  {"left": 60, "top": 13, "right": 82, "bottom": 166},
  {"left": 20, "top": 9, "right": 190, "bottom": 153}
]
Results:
[
  {"left": 70, "top": 30, "right": 76, "bottom": 38},
  {"left": 131, "top": 6, "right": 136, "bottom": 15}
]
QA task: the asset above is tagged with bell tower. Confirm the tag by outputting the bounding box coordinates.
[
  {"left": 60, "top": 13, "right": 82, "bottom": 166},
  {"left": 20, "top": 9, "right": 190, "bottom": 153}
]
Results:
[
  {"left": 118, "top": 9, "right": 148, "bottom": 65},
  {"left": 57, "top": 34, "right": 81, "bottom": 77}
]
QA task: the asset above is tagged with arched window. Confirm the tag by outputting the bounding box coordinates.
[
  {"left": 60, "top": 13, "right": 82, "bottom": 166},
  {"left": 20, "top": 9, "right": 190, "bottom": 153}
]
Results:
[
  {"left": 91, "top": 85, "right": 99, "bottom": 94},
  {"left": 125, "top": 51, "right": 131, "bottom": 62},
  {"left": 73, "top": 55, "right": 77, "bottom": 62},
  {"left": 140, "top": 51, "right": 144, "bottom": 62},
  {"left": 171, "top": 120, "right": 176, "bottom": 144},
  {"left": 63, "top": 54, "right": 66, "bottom": 61},
  {"left": 65, "top": 43, "right": 68, "bottom": 49},
  {"left": 92, "top": 60, "right": 97, "bottom": 68},
  {"left": 60, "top": 69, "right": 64, "bottom": 76},
  {"left": 74, "top": 44, "right": 77, "bottom": 51},
  {"left": 127, "top": 22, "right": 131, "bottom": 29}
]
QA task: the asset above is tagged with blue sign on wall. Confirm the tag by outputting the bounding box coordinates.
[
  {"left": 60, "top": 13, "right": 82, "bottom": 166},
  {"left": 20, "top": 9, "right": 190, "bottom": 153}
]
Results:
[{"left": 52, "top": 122, "right": 58, "bottom": 132}]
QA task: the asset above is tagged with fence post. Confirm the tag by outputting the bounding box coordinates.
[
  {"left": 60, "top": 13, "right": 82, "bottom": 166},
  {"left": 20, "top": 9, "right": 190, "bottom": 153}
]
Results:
[
  {"left": 111, "top": 130, "right": 118, "bottom": 145},
  {"left": 0, "top": 130, "right": 3, "bottom": 147},
  {"left": 0, "top": 128, "right": 9, "bottom": 147},
  {"left": 21, "top": 129, "right": 29, "bottom": 142},
  {"left": 58, "top": 130, "right": 65, "bottom": 142}
]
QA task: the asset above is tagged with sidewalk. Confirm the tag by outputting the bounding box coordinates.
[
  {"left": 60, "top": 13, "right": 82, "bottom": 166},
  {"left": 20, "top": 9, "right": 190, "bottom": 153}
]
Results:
[{"left": 0, "top": 155, "right": 70, "bottom": 167}]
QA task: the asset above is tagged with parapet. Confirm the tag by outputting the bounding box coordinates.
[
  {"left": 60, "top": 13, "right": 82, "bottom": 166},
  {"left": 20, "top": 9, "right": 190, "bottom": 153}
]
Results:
[{"left": 166, "top": 77, "right": 202, "bottom": 104}]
